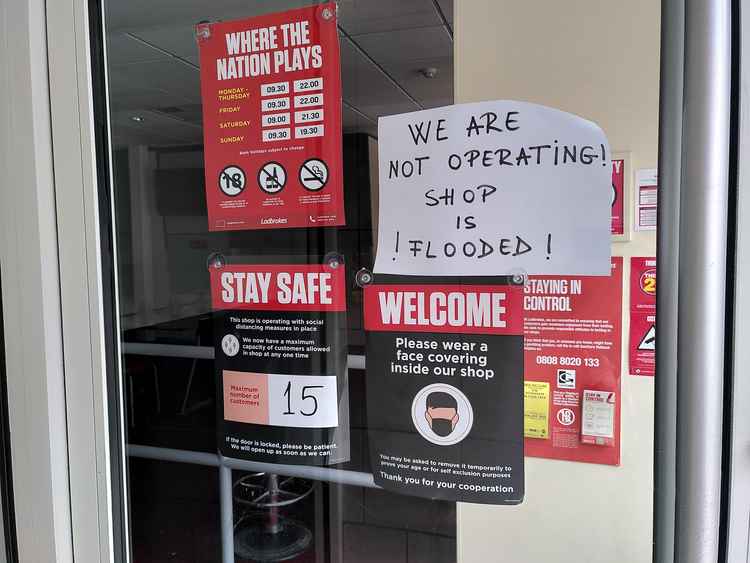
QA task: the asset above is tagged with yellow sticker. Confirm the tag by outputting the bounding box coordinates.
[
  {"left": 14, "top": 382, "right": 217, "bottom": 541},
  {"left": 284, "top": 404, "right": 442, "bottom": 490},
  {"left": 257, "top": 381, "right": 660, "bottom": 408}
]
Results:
[{"left": 524, "top": 381, "right": 550, "bottom": 439}]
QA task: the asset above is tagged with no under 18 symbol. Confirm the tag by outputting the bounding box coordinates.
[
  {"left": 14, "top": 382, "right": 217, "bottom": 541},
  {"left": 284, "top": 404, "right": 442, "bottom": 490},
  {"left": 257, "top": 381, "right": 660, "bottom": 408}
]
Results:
[
  {"left": 219, "top": 165, "right": 246, "bottom": 196},
  {"left": 556, "top": 408, "right": 575, "bottom": 426}
]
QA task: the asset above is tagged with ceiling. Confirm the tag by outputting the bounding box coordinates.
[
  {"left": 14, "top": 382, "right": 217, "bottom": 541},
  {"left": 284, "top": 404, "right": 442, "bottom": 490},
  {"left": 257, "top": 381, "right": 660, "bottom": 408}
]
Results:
[{"left": 105, "top": 0, "right": 454, "bottom": 147}]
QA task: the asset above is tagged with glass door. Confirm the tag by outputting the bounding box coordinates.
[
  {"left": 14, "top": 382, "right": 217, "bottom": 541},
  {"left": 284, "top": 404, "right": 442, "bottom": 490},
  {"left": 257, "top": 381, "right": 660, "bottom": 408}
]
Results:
[
  {"left": 91, "top": 0, "right": 672, "bottom": 562},
  {"left": 101, "top": 1, "right": 458, "bottom": 562}
]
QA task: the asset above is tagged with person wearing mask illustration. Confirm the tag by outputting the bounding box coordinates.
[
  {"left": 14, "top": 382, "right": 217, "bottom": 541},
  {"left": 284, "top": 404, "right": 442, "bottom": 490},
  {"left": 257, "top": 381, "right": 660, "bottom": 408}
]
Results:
[{"left": 425, "top": 391, "right": 459, "bottom": 437}]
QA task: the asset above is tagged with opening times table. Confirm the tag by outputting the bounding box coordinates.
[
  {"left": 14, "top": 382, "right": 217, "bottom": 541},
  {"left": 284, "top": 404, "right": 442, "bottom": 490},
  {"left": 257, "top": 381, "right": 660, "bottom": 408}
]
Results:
[
  {"left": 258, "top": 77, "right": 325, "bottom": 142},
  {"left": 210, "top": 80, "right": 328, "bottom": 158},
  {"left": 214, "top": 81, "right": 324, "bottom": 143}
]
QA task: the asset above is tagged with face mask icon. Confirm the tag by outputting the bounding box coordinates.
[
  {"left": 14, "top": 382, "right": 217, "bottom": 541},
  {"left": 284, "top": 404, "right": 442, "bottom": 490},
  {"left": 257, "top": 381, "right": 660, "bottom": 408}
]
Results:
[
  {"left": 425, "top": 391, "right": 459, "bottom": 437},
  {"left": 412, "top": 384, "right": 473, "bottom": 446}
]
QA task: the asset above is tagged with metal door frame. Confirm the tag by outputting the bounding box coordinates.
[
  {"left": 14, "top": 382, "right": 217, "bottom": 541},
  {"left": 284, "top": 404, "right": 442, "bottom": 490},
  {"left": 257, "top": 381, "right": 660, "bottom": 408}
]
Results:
[
  {"left": 724, "top": 0, "right": 750, "bottom": 559},
  {"left": 0, "top": 0, "right": 118, "bottom": 560},
  {"left": 655, "top": 0, "right": 735, "bottom": 562}
]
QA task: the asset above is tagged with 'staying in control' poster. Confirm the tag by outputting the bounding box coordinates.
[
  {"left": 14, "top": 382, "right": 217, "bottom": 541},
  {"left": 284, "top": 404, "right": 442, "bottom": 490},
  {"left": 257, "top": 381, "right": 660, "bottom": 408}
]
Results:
[{"left": 523, "top": 257, "right": 623, "bottom": 465}]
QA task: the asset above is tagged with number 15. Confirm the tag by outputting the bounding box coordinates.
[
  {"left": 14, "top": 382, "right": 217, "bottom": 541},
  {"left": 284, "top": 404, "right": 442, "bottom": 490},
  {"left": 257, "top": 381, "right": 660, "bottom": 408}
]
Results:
[{"left": 283, "top": 382, "right": 324, "bottom": 416}]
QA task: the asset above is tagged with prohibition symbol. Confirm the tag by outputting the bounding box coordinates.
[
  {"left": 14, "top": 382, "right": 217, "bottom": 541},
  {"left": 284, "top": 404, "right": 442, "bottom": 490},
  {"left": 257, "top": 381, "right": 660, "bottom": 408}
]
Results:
[
  {"left": 257, "top": 161, "right": 287, "bottom": 194},
  {"left": 299, "top": 158, "right": 329, "bottom": 191},
  {"left": 638, "top": 325, "right": 656, "bottom": 351},
  {"left": 557, "top": 408, "right": 575, "bottom": 426},
  {"left": 219, "top": 165, "right": 246, "bottom": 196}
]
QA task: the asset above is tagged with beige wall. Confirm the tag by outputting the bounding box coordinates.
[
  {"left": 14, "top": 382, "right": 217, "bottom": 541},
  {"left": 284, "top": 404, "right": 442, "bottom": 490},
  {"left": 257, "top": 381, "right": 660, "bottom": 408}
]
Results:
[{"left": 454, "top": 1, "right": 660, "bottom": 562}]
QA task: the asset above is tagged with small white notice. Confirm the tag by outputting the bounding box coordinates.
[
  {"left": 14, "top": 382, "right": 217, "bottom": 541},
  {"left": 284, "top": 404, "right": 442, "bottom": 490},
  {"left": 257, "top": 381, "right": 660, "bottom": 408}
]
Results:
[
  {"left": 373, "top": 100, "right": 612, "bottom": 276},
  {"left": 581, "top": 389, "right": 615, "bottom": 446},
  {"left": 635, "top": 168, "right": 658, "bottom": 231}
]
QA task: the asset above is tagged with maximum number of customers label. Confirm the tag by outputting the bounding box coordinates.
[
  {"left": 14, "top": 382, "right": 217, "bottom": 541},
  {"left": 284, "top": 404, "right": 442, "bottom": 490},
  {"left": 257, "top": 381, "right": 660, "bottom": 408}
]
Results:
[{"left": 224, "top": 371, "right": 338, "bottom": 428}]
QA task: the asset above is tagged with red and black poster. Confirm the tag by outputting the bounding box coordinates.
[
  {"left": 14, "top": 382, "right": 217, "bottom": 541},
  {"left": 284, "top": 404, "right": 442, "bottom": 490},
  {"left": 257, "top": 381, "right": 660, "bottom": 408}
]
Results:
[
  {"left": 197, "top": 3, "right": 345, "bottom": 231},
  {"left": 210, "top": 262, "right": 350, "bottom": 465},
  {"left": 364, "top": 278, "right": 524, "bottom": 505},
  {"left": 611, "top": 159, "right": 625, "bottom": 235},
  {"left": 629, "top": 257, "right": 656, "bottom": 376},
  {"left": 523, "top": 257, "right": 623, "bottom": 465}
]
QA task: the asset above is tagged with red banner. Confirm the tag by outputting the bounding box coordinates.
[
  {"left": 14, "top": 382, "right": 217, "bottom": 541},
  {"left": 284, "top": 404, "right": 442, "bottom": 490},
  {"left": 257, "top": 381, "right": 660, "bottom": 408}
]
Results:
[
  {"left": 197, "top": 3, "right": 345, "bottom": 231},
  {"left": 523, "top": 257, "right": 623, "bottom": 465},
  {"left": 364, "top": 285, "right": 524, "bottom": 335},
  {"left": 611, "top": 159, "right": 624, "bottom": 235},
  {"left": 629, "top": 257, "right": 656, "bottom": 376},
  {"left": 210, "top": 264, "right": 346, "bottom": 311}
]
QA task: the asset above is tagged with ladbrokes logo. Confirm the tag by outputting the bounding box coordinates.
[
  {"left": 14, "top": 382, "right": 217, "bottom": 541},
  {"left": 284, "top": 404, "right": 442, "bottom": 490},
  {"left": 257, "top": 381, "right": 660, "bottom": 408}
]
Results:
[{"left": 260, "top": 217, "right": 288, "bottom": 225}]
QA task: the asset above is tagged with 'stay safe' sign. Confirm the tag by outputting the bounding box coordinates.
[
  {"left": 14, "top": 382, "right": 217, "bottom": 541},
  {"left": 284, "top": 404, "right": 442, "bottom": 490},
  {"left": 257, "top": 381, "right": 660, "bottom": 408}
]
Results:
[
  {"left": 197, "top": 3, "right": 345, "bottom": 231},
  {"left": 211, "top": 263, "right": 350, "bottom": 466},
  {"left": 374, "top": 101, "right": 612, "bottom": 276}
]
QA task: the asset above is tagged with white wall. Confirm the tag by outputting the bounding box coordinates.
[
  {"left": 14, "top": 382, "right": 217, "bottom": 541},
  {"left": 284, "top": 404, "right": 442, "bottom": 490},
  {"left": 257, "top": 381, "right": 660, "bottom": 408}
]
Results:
[{"left": 454, "top": 1, "right": 659, "bottom": 562}]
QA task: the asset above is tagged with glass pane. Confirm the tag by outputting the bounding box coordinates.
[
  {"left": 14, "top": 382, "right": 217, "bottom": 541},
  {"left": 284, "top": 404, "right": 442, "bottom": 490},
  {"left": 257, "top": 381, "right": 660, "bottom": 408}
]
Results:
[
  {"left": 104, "top": 1, "right": 457, "bottom": 562},
  {"left": 98, "top": 1, "right": 659, "bottom": 562}
]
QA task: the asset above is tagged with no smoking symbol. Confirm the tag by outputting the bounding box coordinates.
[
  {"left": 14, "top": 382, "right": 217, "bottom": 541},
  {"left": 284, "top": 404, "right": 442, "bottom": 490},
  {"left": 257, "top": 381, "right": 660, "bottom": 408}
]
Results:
[{"left": 299, "top": 158, "right": 329, "bottom": 191}]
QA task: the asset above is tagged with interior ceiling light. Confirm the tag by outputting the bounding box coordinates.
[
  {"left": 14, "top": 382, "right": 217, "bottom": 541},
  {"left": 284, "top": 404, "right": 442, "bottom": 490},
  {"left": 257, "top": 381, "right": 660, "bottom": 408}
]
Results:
[{"left": 419, "top": 67, "right": 438, "bottom": 79}]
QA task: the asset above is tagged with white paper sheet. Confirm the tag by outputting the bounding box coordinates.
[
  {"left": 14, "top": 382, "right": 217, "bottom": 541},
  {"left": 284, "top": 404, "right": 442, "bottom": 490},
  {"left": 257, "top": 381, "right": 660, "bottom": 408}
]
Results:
[{"left": 373, "top": 100, "right": 612, "bottom": 276}]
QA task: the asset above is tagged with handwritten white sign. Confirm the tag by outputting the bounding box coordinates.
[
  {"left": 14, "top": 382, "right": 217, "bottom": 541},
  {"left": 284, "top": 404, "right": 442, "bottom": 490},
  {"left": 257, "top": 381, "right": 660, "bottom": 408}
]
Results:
[{"left": 373, "top": 101, "right": 612, "bottom": 276}]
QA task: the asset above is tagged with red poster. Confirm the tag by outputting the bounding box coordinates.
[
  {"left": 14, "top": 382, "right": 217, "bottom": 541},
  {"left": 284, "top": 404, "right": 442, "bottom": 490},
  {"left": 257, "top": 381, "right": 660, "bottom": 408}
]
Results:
[
  {"left": 611, "top": 159, "right": 624, "bottom": 235},
  {"left": 629, "top": 257, "right": 656, "bottom": 376},
  {"left": 197, "top": 3, "right": 345, "bottom": 231},
  {"left": 524, "top": 257, "right": 623, "bottom": 465}
]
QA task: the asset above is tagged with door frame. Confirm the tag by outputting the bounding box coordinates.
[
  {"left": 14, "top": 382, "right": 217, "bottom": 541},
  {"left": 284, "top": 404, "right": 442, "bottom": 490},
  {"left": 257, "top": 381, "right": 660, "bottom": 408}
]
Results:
[
  {"left": 0, "top": 0, "right": 73, "bottom": 560},
  {"left": 1, "top": 0, "right": 747, "bottom": 562},
  {"left": 46, "top": 0, "right": 124, "bottom": 560},
  {"left": 0, "top": 0, "right": 118, "bottom": 560},
  {"left": 725, "top": 0, "right": 750, "bottom": 558}
]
